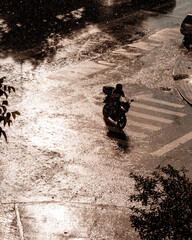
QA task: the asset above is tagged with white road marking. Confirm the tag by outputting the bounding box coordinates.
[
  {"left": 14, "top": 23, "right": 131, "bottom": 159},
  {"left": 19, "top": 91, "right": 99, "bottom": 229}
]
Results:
[
  {"left": 148, "top": 27, "right": 180, "bottom": 42},
  {"left": 151, "top": 131, "right": 192, "bottom": 157},
  {"left": 128, "top": 120, "right": 161, "bottom": 131},
  {"left": 127, "top": 41, "right": 156, "bottom": 51},
  {"left": 133, "top": 102, "right": 186, "bottom": 117},
  {"left": 125, "top": 130, "right": 147, "bottom": 138},
  {"left": 137, "top": 96, "right": 184, "bottom": 108},
  {"left": 48, "top": 60, "right": 111, "bottom": 81},
  {"left": 112, "top": 48, "right": 142, "bottom": 57},
  {"left": 129, "top": 111, "right": 173, "bottom": 123}
]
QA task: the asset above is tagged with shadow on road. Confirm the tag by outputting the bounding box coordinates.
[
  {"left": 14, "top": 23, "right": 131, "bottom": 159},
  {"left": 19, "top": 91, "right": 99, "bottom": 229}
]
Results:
[
  {"left": 103, "top": 117, "right": 131, "bottom": 152},
  {"left": 182, "top": 37, "right": 192, "bottom": 50},
  {"left": 0, "top": 0, "right": 176, "bottom": 65}
]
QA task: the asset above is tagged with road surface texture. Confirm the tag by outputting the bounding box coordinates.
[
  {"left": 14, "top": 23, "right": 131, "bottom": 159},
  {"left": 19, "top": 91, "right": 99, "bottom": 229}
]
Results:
[{"left": 0, "top": 0, "right": 191, "bottom": 239}]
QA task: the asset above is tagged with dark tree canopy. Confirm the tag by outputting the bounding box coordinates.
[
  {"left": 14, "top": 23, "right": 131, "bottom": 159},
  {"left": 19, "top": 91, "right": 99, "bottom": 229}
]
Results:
[
  {"left": 0, "top": 0, "right": 176, "bottom": 64},
  {"left": 130, "top": 165, "right": 192, "bottom": 240}
]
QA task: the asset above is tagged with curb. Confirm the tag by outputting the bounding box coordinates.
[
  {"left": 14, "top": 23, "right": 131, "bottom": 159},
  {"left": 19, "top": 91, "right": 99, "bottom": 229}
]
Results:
[
  {"left": 175, "top": 79, "right": 192, "bottom": 105},
  {"left": 173, "top": 54, "right": 192, "bottom": 105}
]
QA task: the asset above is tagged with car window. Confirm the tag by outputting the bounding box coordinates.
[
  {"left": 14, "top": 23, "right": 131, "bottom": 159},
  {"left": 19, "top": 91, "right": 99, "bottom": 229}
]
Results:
[{"left": 183, "top": 15, "right": 192, "bottom": 24}]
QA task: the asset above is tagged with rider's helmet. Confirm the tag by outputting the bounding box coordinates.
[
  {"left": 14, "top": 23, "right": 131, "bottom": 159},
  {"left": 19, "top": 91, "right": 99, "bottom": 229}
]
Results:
[{"left": 116, "top": 84, "right": 123, "bottom": 91}]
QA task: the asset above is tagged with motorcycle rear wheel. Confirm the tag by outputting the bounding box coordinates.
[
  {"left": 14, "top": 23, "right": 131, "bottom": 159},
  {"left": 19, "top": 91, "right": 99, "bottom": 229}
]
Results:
[{"left": 117, "top": 114, "right": 126, "bottom": 129}]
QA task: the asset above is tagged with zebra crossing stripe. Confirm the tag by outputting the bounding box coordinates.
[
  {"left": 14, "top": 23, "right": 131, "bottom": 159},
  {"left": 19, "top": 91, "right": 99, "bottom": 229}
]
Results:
[
  {"left": 137, "top": 96, "right": 184, "bottom": 108},
  {"left": 148, "top": 28, "right": 180, "bottom": 42},
  {"left": 128, "top": 111, "right": 173, "bottom": 123},
  {"left": 128, "top": 120, "right": 161, "bottom": 131},
  {"left": 128, "top": 41, "right": 155, "bottom": 51},
  {"left": 125, "top": 130, "right": 147, "bottom": 138},
  {"left": 133, "top": 102, "right": 186, "bottom": 117},
  {"left": 151, "top": 131, "right": 192, "bottom": 157}
]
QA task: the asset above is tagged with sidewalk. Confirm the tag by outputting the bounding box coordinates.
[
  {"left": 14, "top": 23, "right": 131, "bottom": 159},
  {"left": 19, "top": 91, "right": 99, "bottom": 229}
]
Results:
[
  {"left": 173, "top": 52, "right": 192, "bottom": 105},
  {"left": 0, "top": 201, "right": 137, "bottom": 240}
]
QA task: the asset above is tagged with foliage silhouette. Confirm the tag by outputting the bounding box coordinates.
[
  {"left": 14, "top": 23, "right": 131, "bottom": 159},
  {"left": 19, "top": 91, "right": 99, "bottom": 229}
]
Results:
[
  {"left": 0, "top": 0, "right": 176, "bottom": 64},
  {"left": 0, "top": 76, "right": 20, "bottom": 142},
  {"left": 129, "top": 165, "right": 192, "bottom": 240},
  {"left": 0, "top": 0, "right": 90, "bottom": 61}
]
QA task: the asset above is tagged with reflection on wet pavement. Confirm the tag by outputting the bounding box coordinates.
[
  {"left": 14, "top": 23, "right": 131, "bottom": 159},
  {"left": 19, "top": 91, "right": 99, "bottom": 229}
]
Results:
[
  {"left": 104, "top": 117, "right": 132, "bottom": 152},
  {"left": 0, "top": 2, "right": 192, "bottom": 240}
]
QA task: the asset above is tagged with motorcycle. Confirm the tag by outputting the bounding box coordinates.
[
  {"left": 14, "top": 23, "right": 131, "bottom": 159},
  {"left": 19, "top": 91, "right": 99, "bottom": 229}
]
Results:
[{"left": 103, "top": 88, "right": 134, "bottom": 129}]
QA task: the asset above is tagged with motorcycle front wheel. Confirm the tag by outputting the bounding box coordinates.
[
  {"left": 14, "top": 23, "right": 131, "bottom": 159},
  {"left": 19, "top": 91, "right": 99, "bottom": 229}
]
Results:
[{"left": 117, "top": 114, "right": 126, "bottom": 129}]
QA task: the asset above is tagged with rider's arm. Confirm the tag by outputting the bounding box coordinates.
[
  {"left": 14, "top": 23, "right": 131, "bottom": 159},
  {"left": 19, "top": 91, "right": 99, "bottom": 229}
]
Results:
[{"left": 121, "top": 96, "right": 127, "bottom": 102}]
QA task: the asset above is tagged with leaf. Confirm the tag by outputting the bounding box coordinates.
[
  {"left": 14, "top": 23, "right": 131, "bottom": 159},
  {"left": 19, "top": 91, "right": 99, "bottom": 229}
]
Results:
[
  {"left": 8, "top": 86, "right": 15, "bottom": 93},
  {"left": 1, "top": 130, "right": 7, "bottom": 142},
  {"left": 12, "top": 112, "right": 16, "bottom": 119},
  {"left": 0, "top": 89, "right": 4, "bottom": 96},
  {"left": 8, "top": 120, "right": 12, "bottom": 126},
  {"left": 6, "top": 112, "right": 11, "bottom": 120},
  {"left": 0, "top": 77, "right": 5, "bottom": 84},
  {"left": 1, "top": 106, "right": 7, "bottom": 113},
  {"left": 14, "top": 111, "right": 20, "bottom": 116},
  {"left": 2, "top": 100, "right": 8, "bottom": 106},
  {"left": 11, "top": 111, "right": 20, "bottom": 119},
  {"left": 0, "top": 127, "right": 7, "bottom": 142},
  {"left": 10, "top": 86, "right": 15, "bottom": 93},
  {"left": 3, "top": 91, "right": 8, "bottom": 98}
]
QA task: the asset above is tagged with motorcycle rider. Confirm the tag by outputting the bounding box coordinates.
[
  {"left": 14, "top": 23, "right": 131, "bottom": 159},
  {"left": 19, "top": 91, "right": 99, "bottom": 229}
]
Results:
[
  {"left": 111, "top": 84, "right": 125, "bottom": 102},
  {"left": 103, "top": 83, "right": 125, "bottom": 104},
  {"left": 103, "top": 84, "right": 132, "bottom": 129}
]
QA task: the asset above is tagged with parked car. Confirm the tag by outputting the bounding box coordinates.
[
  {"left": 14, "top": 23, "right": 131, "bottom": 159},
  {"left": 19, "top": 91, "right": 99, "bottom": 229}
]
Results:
[{"left": 180, "top": 13, "right": 192, "bottom": 49}]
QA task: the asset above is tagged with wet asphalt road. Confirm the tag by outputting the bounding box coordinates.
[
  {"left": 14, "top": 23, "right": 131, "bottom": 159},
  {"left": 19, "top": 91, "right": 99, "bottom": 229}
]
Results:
[{"left": 0, "top": 0, "right": 192, "bottom": 239}]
